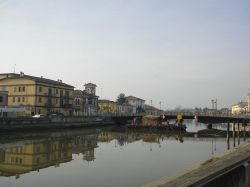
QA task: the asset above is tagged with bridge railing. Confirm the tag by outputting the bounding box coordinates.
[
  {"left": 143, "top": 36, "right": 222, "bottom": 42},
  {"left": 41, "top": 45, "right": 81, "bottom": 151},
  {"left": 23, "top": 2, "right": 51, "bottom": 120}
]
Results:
[
  {"left": 163, "top": 111, "right": 250, "bottom": 119},
  {"left": 96, "top": 112, "right": 146, "bottom": 117}
]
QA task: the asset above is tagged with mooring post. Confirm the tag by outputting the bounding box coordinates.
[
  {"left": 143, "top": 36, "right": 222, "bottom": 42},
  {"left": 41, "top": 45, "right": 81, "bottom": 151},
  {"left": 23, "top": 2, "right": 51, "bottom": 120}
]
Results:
[
  {"left": 243, "top": 120, "right": 246, "bottom": 142},
  {"left": 238, "top": 121, "right": 240, "bottom": 145},
  {"left": 227, "top": 122, "right": 230, "bottom": 150},
  {"left": 243, "top": 162, "right": 250, "bottom": 187},
  {"left": 233, "top": 121, "right": 236, "bottom": 147}
]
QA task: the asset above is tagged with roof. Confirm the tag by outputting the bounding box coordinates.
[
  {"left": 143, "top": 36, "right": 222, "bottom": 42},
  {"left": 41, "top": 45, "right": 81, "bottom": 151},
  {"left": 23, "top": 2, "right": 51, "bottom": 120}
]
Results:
[
  {"left": 232, "top": 101, "right": 248, "bottom": 107},
  {"left": 84, "top": 83, "right": 97, "bottom": 87},
  {"left": 125, "top": 96, "right": 145, "bottom": 101},
  {"left": 0, "top": 73, "right": 74, "bottom": 88},
  {"left": 98, "top": 99, "right": 115, "bottom": 104}
]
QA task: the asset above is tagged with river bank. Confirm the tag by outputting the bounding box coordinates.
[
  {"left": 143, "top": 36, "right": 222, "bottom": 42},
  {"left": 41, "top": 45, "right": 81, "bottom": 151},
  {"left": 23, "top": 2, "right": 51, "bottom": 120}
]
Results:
[{"left": 0, "top": 116, "right": 115, "bottom": 132}]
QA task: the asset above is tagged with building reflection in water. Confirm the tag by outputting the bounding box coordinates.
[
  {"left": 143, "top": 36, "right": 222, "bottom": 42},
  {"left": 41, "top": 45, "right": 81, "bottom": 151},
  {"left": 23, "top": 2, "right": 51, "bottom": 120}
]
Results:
[
  {"left": 0, "top": 139, "right": 72, "bottom": 178},
  {"left": 0, "top": 134, "right": 99, "bottom": 178},
  {"left": 0, "top": 129, "right": 219, "bottom": 179}
]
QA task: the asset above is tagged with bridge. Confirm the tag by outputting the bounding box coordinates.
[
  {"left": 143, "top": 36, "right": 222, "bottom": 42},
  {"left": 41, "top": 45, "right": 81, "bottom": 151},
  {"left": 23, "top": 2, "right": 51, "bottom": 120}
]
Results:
[
  {"left": 162, "top": 111, "right": 250, "bottom": 124},
  {"left": 108, "top": 112, "right": 250, "bottom": 125}
]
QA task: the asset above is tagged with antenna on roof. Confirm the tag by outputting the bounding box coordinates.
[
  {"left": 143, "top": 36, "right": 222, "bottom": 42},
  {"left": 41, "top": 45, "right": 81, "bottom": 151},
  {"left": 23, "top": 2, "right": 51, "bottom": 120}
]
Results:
[{"left": 13, "top": 64, "right": 17, "bottom": 73}]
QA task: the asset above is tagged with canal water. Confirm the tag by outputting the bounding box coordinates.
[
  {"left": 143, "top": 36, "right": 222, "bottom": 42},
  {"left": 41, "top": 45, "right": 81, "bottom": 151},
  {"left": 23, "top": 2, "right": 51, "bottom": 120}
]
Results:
[{"left": 0, "top": 120, "right": 246, "bottom": 187}]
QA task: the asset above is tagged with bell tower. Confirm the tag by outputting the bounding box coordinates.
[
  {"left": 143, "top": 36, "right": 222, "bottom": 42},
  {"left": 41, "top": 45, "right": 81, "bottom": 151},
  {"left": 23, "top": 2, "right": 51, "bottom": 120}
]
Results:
[{"left": 84, "top": 83, "right": 97, "bottom": 95}]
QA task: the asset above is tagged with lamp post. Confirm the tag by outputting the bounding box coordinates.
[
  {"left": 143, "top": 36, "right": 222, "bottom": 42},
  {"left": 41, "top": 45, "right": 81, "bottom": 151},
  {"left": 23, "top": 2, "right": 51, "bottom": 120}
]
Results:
[{"left": 150, "top": 100, "right": 153, "bottom": 115}]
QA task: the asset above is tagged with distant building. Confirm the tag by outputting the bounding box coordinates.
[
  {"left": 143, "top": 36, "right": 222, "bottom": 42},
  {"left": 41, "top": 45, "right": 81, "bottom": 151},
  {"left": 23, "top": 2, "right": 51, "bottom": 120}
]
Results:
[
  {"left": 232, "top": 101, "right": 248, "bottom": 114},
  {"left": 0, "top": 91, "right": 8, "bottom": 106},
  {"left": 248, "top": 93, "right": 250, "bottom": 113},
  {"left": 0, "top": 72, "right": 74, "bottom": 116},
  {"left": 117, "top": 103, "right": 134, "bottom": 115},
  {"left": 73, "top": 83, "right": 98, "bottom": 116},
  {"left": 218, "top": 108, "right": 231, "bottom": 115},
  {"left": 145, "top": 104, "right": 163, "bottom": 116},
  {"left": 98, "top": 99, "right": 118, "bottom": 114},
  {"left": 125, "top": 96, "right": 145, "bottom": 114}
]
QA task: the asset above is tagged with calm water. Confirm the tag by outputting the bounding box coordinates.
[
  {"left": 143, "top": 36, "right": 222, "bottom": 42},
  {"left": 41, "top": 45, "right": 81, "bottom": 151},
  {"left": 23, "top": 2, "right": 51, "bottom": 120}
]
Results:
[{"left": 0, "top": 120, "right": 246, "bottom": 187}]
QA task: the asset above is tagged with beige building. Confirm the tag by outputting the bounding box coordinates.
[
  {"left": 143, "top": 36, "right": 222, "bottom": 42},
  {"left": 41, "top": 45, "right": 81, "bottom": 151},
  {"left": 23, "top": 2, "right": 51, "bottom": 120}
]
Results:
[
  {"left": 0, "top": 72, "right": 74, "bottom": 116},
  {"left": 231, "top": 101, "right": 248, "bottom": 115}
]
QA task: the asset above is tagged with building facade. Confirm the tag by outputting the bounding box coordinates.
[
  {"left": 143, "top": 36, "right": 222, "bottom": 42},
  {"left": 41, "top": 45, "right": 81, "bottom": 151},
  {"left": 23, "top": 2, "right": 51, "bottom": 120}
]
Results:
[
  {"left": 0, "top": 91, "right": 8, "bottom": 106},
  {"left": 125, "top": 96, "right": 145, "bottom": 114},
  {"left": 0, "top": 73, "right": 74, "bottom": 116},
  {"left": 117, "top": 104, "right": 134, "bottom": 115},
  {"left": 231, "top": 101, "right": 248, "bottom": 115},
  {"left": 98, "top": 99, "right": 118, "bottom": 114},
  {"left": 73, "top": 83, "right": 98, "bottom": 116}
]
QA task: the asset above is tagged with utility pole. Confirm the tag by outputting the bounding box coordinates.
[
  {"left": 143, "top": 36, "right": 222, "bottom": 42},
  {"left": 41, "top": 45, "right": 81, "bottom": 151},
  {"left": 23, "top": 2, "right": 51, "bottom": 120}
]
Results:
[
  {"left": 150, "top": 100, "right": 153, "bottom": 115},
  {"left": 211, "top": 99, "right": 218, "bottom": 110},
  {"left": 211, "top": 100, "right": 214, "bottom": 110},
  {"left": 13, "top": 64, "right": 17, "bottom": 73}
]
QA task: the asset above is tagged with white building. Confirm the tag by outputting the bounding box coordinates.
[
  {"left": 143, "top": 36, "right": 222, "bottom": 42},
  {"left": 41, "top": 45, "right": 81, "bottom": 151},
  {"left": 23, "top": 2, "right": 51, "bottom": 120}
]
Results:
[
  {"left": 73, "top": 83, "right": 99, "bottom": 116},
  {"left": 0, "top": 106, "right": 25, "bottom": 117},
  {"left": 125, "top": 96, "right": 145, "bottom": 114},
  {"left": 117, "top": 103, "right": 134, "bottom": 115}
]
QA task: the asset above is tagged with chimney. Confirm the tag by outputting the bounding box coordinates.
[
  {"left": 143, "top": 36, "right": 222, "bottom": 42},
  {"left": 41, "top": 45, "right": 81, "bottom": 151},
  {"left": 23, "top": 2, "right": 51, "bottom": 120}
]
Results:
[{"left": 20, "top": 72, "right": 24, "bottom": 77}]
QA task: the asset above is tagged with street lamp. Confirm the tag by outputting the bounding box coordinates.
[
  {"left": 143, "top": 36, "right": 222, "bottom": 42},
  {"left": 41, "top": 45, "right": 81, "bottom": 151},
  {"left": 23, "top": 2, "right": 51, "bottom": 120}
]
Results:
[{"left": 150, "top": 100, "right": 153, "bottom": 115}]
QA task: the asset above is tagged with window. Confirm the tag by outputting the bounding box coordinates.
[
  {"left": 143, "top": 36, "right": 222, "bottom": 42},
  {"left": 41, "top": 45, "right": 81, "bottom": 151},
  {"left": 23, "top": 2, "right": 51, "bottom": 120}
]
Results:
[
  {"left": 60, "top": 99, "right": 63, "bottom": 107},
  {"left": 38, "top": 109, "right": 41, "bottom": 114},
  {"left": 0, "top": 96, "right": 3, "bottom": 102},
  {"left": 38, "top": 97, "right": 42, "bottom": 103},
  {"left": 56, "top": 89, "right": 58, "bottom": 94},
  {"left": 0, "top": 86, "right": 6, "bottom": 91},
  {"left": 18, "top": 97, "right": 21, "bottom": 102},
  {"left": 18, "top": 87, "right": 21, "bottom": 92},
  {"left": 22, "top": 97, "right": 25, "bottom": 102},
  {"left": 36, "top": 147, "right": 40, "bottom": 153},
  {"left": 65, "top": 91, "right": 69, "bottom": 96},
  {"left": 39, "top": 87, "right": 42, "bottom": 92},
  {"left": 14, "top": 87, "right": 17, "bottom": 92},
  {"left": 56, "top": 99, "right": 58, "bottom": 104},
  {"left": 22, "top": 86, "right": 25, "bottom": 92},
  {"left": 13, "top": 97, "right": 15, "bottom": 103}
]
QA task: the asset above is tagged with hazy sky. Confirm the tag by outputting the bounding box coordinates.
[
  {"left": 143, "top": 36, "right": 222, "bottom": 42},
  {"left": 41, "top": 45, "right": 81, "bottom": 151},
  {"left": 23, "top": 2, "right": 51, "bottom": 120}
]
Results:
[{"left": 0, "top": 0, "right": 249, "bottom": 109}]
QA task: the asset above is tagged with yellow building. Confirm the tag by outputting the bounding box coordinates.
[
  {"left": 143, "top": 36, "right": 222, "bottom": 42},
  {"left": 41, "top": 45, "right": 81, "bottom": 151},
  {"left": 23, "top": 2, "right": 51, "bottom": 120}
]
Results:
[
  {"left": 98, "top": 99, "right": 118, "bottom": 114},
  {"left": 0, "top": 72, "right": 74, "bottom": 116}
]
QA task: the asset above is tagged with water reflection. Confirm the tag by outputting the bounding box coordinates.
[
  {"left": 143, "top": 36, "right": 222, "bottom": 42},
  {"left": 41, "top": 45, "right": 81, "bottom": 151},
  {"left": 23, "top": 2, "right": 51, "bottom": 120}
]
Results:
[
  {"left": 0, "top": 138, "right": 73, "bottom": 178},
  {"left": 0, "top": 126, "right": 246, "bottom": 187}
]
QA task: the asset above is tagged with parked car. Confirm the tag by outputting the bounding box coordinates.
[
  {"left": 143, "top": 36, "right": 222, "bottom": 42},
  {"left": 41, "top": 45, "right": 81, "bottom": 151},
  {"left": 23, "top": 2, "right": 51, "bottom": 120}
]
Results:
[
  {"left": 32, "top": 114, "right": 46, "bottom": 118},
  {"left": 47, "top": 112, "right": 64, "bottom": 118}
]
